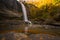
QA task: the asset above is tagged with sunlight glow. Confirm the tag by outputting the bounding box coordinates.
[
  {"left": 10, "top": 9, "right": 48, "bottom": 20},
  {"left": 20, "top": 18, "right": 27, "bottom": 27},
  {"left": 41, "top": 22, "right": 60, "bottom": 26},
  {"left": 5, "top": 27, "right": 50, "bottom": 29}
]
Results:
[
  {"left": 18, "top": 0, "right": 55, "bottom": 8},
  {"left": 25, "top": 0, "right": 55, "bottom": 8}
]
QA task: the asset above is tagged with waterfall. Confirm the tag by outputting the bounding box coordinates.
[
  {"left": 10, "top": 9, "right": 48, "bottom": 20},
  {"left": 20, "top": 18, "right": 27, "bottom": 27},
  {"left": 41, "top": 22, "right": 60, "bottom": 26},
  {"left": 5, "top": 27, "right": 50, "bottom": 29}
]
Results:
[
  {"left": 17, "top": 0, "right": 32, "bottom": 34},
  {"left": 20, "top": 2, "right": 32, "bottom": 34},
  {"left": 20, "top": 2, "right": 29, "bottom": 22},
  {"left": 17, "top": 1, "right": 32, "bottom": 25},
  {"left": 20, "top": 2, "right": 32, "bottom": 26}
]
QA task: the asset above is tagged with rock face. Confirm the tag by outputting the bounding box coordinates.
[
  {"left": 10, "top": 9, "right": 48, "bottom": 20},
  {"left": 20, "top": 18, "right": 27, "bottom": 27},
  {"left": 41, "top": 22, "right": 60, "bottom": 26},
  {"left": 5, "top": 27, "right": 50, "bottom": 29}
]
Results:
[
  {"left": 0, "top": 32, "right": 60, "bottom": 40},
  {"left": 0, "top": 0, "right": 22, "bottom": 19},
  {"left": 5, "top": 33, "right": 26, "bottom": 40},
  {"left": 0, "top": 32, "right": 31, "bottom": 40},
  {"left": 0, "top": 0, "right": 17, "bottom": 10}
]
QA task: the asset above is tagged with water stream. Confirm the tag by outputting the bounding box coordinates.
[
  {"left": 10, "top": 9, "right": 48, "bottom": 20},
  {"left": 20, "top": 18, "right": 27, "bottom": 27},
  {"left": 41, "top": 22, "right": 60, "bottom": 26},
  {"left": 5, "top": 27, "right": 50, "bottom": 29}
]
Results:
[{"left": 17, "top": 0, "right": 32, "bottom": 34}]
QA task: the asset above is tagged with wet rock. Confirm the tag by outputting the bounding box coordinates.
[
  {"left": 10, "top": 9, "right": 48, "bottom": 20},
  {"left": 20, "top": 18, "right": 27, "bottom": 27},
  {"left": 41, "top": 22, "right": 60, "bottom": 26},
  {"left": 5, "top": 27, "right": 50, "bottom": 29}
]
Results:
[
  {"left": 29, "top": 34, "right": 60, "bottom": 40},
  {"left": 0, "top": 32, "right": 31, "bottom": 40},
  {"left": 0, "top": 32, "right": 60, "bottom": 40}
]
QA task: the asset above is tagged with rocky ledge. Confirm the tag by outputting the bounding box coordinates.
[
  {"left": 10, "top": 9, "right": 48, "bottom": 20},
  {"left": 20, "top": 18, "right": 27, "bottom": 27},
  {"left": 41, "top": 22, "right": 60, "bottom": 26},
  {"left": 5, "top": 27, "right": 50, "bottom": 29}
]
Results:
[{"left": 0, "top": 32, "right": 60, "bottom": 40}]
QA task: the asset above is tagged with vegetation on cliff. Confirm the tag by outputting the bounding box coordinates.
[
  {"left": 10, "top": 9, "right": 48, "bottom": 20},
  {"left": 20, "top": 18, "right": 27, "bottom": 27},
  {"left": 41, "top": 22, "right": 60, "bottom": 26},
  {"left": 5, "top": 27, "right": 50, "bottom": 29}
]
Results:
[{"left": 24, "top": 0, "right": 60, "bottom": 24}]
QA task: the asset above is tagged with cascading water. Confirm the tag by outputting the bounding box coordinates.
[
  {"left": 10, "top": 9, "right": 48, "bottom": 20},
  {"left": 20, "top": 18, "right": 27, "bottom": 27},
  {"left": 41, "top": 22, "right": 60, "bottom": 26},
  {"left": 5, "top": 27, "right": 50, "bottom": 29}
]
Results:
[
  {"left": 20, "top": 2, "right": 31, "bottom": 24},
  {"left": 17, "top": 0, "right": 32, "bottom": 34}
]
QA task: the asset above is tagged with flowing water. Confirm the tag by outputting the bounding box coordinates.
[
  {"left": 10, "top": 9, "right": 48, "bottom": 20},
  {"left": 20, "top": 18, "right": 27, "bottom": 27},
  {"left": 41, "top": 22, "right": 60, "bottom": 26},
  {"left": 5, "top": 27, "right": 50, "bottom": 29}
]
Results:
[
  {"left": 20, "top": 2, "right": 28, "bottom": 22},
  {"left": 19, "top": 2, "right": 32, "bottom": 24},
  {"left": 20, "top": 2, "right": 31, "bottom": 34},
  {"left": 17, "top": 0, "right": 32, "bottom": 34}
]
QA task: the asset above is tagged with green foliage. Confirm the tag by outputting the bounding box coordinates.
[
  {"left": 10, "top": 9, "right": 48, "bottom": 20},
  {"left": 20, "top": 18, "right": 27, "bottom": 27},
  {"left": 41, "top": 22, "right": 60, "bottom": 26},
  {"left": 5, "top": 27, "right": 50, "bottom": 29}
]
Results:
[{"left": 20, "top": 2, "right": 60, "bottom": 24}]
